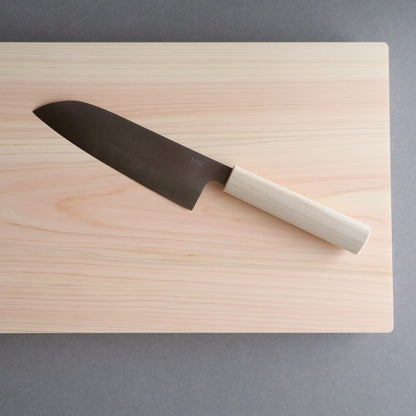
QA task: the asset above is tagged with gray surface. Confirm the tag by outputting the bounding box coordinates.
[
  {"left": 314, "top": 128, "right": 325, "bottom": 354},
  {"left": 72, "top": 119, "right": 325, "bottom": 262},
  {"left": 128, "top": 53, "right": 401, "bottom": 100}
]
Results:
[{"left": 0, "top": 1, "right": 415, "bottom": 415}]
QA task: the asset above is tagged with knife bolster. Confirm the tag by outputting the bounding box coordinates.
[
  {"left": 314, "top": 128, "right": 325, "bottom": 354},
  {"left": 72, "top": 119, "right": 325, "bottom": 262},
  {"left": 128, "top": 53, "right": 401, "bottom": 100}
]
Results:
[{"left": 223, "top": 166, "right": 371, "bottom": 254}]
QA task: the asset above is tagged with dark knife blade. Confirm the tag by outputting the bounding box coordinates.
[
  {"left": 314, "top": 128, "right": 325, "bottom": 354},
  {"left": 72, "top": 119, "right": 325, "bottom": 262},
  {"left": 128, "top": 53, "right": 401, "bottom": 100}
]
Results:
[{"left": 34, "top": 101, "right": 232, "bottom": 209}]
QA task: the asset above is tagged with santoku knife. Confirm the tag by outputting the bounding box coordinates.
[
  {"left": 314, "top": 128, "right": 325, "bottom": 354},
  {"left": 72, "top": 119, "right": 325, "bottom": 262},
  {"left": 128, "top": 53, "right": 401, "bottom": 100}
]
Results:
[{"left": 33, "top": 101, "right": 371, "bottom": 253}]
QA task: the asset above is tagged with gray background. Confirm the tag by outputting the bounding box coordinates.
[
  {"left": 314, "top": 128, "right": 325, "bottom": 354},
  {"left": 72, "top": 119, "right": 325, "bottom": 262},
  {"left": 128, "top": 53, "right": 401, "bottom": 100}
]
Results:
[{"left": 0, "top": 1, "right": 414, "bottom": 415}]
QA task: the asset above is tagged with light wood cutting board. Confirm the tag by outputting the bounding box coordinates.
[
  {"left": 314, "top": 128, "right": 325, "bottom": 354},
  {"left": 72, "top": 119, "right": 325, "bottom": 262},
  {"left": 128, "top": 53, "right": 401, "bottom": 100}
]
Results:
[{"left": 0, "top": 43, "right": 392, "bottom": 332}]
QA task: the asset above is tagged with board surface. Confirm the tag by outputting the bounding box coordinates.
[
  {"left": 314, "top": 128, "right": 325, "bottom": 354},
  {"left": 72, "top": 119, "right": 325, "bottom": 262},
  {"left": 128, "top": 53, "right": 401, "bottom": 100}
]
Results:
[{"left": 0, "top": 43, "right": 392, "bottom": 332}]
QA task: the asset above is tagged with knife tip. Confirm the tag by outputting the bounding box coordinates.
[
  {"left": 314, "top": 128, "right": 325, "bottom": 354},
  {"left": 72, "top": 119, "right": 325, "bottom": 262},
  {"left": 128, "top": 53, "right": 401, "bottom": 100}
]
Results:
[
  {"left": 33, "top": 100, "right": 89, "bottom": 117},
  {"left": 33, "top": 102, "right": 55, "bottom": 118}
]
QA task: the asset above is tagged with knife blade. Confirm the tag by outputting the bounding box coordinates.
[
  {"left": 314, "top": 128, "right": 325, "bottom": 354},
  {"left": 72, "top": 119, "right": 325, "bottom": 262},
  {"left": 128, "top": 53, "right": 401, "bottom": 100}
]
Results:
[{"left": 33, "top": 101, "right": 371, "bottom": 253}]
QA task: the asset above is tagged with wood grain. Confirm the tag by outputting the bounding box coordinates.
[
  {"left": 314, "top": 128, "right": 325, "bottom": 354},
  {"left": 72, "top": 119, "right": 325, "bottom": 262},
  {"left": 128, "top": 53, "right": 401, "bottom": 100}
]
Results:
[{"left": 0, "top": 43, "right": 392, "bottom": 332}]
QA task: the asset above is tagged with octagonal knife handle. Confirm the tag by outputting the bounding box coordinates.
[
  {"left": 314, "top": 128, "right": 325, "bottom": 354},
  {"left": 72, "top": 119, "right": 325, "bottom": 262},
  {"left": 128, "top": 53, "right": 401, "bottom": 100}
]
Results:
[{"left": 223, "top": 166, "right": 371, "bottom": 254}]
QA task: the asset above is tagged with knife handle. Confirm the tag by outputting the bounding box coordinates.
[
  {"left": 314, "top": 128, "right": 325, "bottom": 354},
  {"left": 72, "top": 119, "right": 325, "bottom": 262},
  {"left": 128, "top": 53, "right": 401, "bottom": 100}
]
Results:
[{"left": 223, "top": 166, "right": 371, "bottom": 254}]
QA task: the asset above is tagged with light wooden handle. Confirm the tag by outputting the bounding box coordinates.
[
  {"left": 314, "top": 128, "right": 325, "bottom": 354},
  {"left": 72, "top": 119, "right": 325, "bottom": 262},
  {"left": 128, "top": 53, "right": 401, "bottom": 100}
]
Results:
[{"left": 224, "top": 166, "right": 371, "bottom": 253}]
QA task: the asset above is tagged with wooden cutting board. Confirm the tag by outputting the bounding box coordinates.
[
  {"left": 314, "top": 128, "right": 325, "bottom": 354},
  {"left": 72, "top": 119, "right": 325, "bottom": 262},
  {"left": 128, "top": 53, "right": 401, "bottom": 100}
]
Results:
[{"left": 0, "top": 43, "right": 392, "bottom": 332}]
